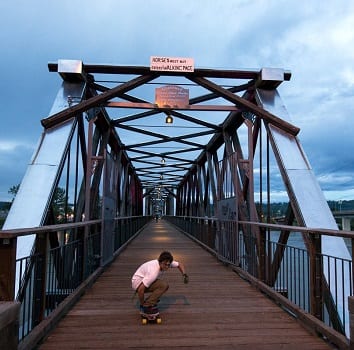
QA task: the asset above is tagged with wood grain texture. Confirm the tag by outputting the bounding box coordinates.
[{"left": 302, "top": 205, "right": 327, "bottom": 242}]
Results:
[{"left": 39, "top": 220, "right": 334, "bottom": 349}]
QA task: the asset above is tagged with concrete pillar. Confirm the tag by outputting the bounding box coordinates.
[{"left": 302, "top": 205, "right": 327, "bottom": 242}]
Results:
[
  {"left": 342, "top": 217, "right": 351, "bottom": 231},
  {"left": 166, "top": 195, "right": 175, "bottom": 216},
  {"left": 0, "top": 302, "right": 20, "bottom": 350}
]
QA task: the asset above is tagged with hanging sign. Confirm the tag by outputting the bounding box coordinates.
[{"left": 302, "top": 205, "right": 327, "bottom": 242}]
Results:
[
  {"left": 150, "top": 56, "right": 194, "bottom": 72},
  {"left": 155, "top": 85, "right": 189, "bottom": 108},
  {"left": 217, "top": 198, "right": 237, "bottom": 220}
]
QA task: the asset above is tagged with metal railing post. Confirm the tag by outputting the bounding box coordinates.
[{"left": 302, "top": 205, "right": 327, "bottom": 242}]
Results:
[
  {"left": 309, "top": 233, "right": 323, "bottom": 320},
  {"left": 0, "top": 237, "right": 17, "bottom": 301},
  {"left": 349, "top": 296, "right": 354, "bottom": 349},
  {"left": 0, "top": 302, "right": 20, "bottom": 350}
]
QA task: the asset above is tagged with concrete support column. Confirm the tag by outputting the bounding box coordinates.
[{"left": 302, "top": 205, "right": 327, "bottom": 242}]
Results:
[
  {"left": 342, "top": 217, "right": 351, "bottom": 231},
  {"left": 0, "top": 302, "right": 20, "bottom": 350},
  {"left": 166, "top": 195, "right": 175, "bottom": 216}
]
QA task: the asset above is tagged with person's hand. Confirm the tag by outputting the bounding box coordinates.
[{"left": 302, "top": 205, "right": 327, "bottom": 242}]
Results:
[{"left": 183, "top": 273, "right": 189, "bottom": 284}]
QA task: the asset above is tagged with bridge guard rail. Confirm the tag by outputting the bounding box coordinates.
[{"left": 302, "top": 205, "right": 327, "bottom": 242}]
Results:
[
  {"left": 0, "top": 215, "right": 150, "bottom": 349},
  {"left": 165, "top": 215, "right": 352, "bottom": 350},
  {"left": 0, "top": 302, "right": 20, "bottom": 350}
]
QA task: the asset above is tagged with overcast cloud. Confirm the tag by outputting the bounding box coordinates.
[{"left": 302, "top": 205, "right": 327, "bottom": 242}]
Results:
[{"left": 0, "top": 0, "right": 353, "bottom": 202}]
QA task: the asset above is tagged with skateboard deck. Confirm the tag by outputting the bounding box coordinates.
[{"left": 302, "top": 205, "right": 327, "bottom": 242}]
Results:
[{"left": 140, "top": 310, "right": 162, "bottom": 324}]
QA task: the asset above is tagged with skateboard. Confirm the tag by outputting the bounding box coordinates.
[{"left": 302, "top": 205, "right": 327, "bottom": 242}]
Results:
[{"left": 140, "top": 306, "right": 162, "bottom": 325}]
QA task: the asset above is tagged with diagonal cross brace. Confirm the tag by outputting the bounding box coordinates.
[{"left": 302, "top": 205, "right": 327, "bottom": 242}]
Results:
[
  {"left": 188, "top": 76, "right": 300, "bottom": 136},
  {"left": 41, "top": 73, "right": 159, "bottom": 129}
]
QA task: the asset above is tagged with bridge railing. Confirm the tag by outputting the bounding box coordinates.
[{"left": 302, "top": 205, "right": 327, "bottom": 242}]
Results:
[
  {"left": 165, "top": 215, "right": 351, "bottom": 349},
  {"left": 0, "top": 215, "right": 150, "bottom": 349}
]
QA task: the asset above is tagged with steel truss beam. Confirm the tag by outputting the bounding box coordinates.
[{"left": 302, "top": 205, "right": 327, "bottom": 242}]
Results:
[{"left": 7, "top": 60, "right": 345, "bottom": 335}]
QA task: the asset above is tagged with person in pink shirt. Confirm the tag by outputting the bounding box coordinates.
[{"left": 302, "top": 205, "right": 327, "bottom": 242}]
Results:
[{"left": 132, "top": 251, "right": 189, "bottom": 312}]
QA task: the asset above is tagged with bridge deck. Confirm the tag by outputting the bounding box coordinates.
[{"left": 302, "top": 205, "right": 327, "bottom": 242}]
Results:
[{"left": 39, "top": 220, "right": 334, "bottom": 349}]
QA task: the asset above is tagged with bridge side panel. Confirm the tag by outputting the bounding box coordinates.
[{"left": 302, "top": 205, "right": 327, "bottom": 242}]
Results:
[
  {"left": 256, "top": 89, "right": 348, "bottom": 240},
  {"left": 3, "top": 82, "right": 85, "bottom": 262},
  {"left": 256, "top": 88, "right": 351, "bottom": 335}
]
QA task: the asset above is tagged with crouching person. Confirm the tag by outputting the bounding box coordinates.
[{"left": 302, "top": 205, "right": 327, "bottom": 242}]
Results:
[{"left": 131, "top": 251, "right": 189, "bottom": 312}]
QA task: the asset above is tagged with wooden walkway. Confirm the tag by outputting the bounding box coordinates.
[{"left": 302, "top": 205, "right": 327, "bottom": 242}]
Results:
[{"left": 39, "top": 220, "right": 334, "bottom": 349}]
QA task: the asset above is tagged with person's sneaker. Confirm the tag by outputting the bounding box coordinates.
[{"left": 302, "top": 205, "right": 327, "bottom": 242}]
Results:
[{"left": 142, "top": 305, "right": 158, "bottom": 314}]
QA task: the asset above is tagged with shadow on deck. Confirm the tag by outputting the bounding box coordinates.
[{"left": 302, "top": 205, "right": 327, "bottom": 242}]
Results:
[{"left": 38, "top": 219, "right": 334, "bottom": 349}]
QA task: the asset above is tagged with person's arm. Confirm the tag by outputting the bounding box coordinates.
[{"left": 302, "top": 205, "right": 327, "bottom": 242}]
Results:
[
  {"left": 137, "top": 282, "right": 146, "bottom": 305},
  {"left": 177, "top": 262, "right": 186, "bottom": 275},
  {"left": 177, "top": 262, "right": 189, "bottom": 283}
]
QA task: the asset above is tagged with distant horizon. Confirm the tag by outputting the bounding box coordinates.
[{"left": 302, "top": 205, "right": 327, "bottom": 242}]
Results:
[{"left": 2, "top": 198, "right": 354, "bottom": 206}]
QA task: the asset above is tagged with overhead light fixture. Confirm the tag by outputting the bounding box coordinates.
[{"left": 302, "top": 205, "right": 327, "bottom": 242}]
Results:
[
  {"left": 161, "top": 157, "right": 165, "bottom": 164},
  {"left": 165, "top": 114, "right": 173, "bottom": 124}
]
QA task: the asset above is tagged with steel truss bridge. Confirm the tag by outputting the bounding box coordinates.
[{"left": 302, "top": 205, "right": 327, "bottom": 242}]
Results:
[{"left": 0, "top": 60, "right": 353, "bottom": 349}]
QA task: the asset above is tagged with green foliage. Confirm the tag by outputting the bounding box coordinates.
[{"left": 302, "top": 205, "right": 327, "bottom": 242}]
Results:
[
  {"left": 8, "top": 184, "right": 20, "bottom": 201},
  {"left": 7, "top": 183, "right": 74, "bottom": 223},
  {"left": 51, "top": 187, "right": 74, "bottom": 223}
]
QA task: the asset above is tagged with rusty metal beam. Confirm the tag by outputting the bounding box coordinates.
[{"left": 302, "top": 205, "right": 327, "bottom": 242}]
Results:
[
  {"left": 48, "top": 62, "right": 292, "bottom": 81},
  {"left": 189, "top": 81, "right": 256, "bottom": 105},
  {"left": 169, "top": 111, "right": 221, "bottom": 130},
  {"left": 124, "top": 132, "right": 206, "bottom": 150},
  {"left": 115, "top": 123, "right": 214, "bottom": 144},
  {"left": 111, "top": 108, "right": 220, "bottom": 131},
  {"left": 0, "top": 238, "right": 16, "bottom": 300},
  {"left": 188, "top": 76, "right": 300, "bottom": 136},
  {"left": 41, "top": 73, "right": 159, "bottom": 129},
  {"left": 106, "top": 101, "right": 240, "bottom": 112}
]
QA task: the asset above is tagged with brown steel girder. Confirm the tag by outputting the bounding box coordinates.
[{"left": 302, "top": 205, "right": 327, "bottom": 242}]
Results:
[{"left": 42, "top": 62, "right": 301, "bottom": 265}]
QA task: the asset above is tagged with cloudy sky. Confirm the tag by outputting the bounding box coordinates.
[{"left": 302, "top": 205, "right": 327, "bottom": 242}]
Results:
[{"left": 0, "top": 0, "right": 353, "bottom": 203}]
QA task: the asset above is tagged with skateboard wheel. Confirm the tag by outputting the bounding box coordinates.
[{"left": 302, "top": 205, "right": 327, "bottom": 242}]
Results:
[
  {"left": 142, "top": 318, "right": 147, "bottom": 325},
  {"left": 156, "top": 318, "right": 162, "bottom": 324}
]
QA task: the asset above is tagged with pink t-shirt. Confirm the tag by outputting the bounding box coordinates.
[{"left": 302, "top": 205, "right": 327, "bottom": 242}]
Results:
[{"left": 131, "top": 259, "right": 179, "bottom": 290}]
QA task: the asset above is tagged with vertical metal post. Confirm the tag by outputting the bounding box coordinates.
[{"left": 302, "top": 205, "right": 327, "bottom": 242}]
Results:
[
  {"left": 83, "top": 118, "right": 94, "bottom": 278},
  {"left": 258, "top": 226, "right": 266, "bottom": 283},
  {"left": 33, "top": 233, "right": 47, "bottom": 325},
  {"left": 247, "top": 121, "right": 255, "bottom": 220},
  {"left": 310, "top": 233, "right": 323, "bottom": 319},
  {"left": 232, "top": 152, "right": 239, "bottom": 266},
  {"left": 349, "top": 296, "right": 354, "bottom": 350},
  {"left": 0, "top": 237, "right": 17, "bottom": 301},
  {"left": 352, "top": 237, "right": 354, "bottom": 298},
  {"left": 0, "top": 302, "right": 20, "bottom": 350},
  {"left": 266, "top": 128, "right": 272, "bottom": 284},
  {"left": 350, "top": 238, "right": 354, "bottom": 350}
]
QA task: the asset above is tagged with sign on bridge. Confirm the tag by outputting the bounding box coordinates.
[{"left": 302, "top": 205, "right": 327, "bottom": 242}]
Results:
[
  {"left": 150, "top": 56, "right": 194, "bottom": 72},
  {"left": 155, "top": 85, "right": 189, "bottom": 108}
]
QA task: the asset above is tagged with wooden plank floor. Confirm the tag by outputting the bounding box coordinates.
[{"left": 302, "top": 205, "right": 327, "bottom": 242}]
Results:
[{"left": 39, "top": 219, "right": 335, "bottom": 349}]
